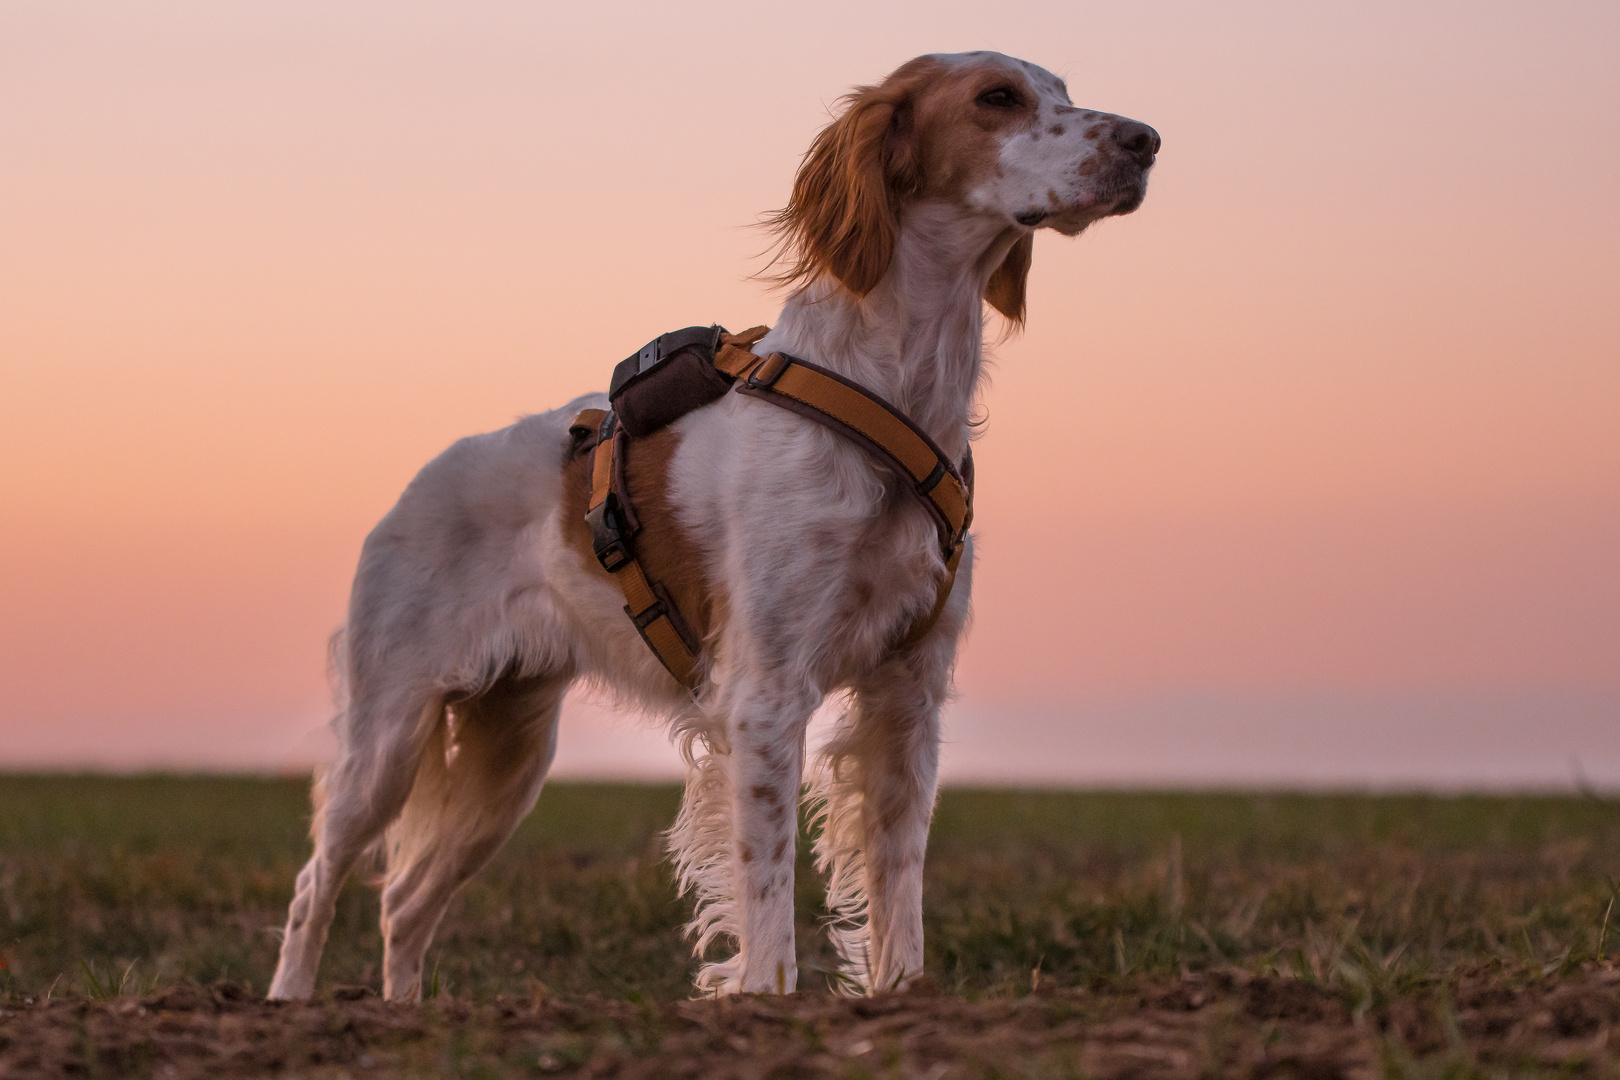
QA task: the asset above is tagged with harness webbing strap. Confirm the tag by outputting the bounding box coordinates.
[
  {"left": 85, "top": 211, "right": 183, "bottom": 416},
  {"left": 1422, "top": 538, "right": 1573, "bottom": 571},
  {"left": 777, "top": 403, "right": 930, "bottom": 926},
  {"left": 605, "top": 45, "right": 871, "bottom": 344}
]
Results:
[
  {"left": 713, "top": 327, "right": 772, "bottom": 377},
  {"left": 719, "top": 331, "right": 974, "bottom": 647},
  {"left": 898, "top": 535, "right": 966, "bottom": 650},
  {"left": 582, "top": 418, "right": 701, "bottom": 687},
  {"left": 615, "top": 557, "right": 698, "bottom": 686},
  {"left": 717, "top": 343, "right": 970, "bottom": 556},
  {"left": 576, "top": 323, "right": 975, "bottom": 692},
  {"left": 588, "top": 416, "right": 615, "bottom": 510},
  {"left": 753, "top": 362, "right": 969, "bottom": 551}
]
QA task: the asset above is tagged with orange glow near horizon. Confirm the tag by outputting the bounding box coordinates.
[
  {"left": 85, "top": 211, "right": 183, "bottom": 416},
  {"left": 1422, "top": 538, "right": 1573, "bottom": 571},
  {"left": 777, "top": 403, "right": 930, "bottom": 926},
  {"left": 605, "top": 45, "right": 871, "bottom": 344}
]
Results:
[{"left": 3, "top": 0, "right": 1617, "bottom": 781}]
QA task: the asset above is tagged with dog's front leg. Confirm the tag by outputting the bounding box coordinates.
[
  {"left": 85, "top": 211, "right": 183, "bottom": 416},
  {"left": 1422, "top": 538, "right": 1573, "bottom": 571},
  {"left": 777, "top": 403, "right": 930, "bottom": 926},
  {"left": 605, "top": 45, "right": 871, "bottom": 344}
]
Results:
[
  {"left": 727, "top": 683, "right": 815, "bottom": 994},
  {"left": 810, "top": 541, "right": 972, "bottom": 993}
]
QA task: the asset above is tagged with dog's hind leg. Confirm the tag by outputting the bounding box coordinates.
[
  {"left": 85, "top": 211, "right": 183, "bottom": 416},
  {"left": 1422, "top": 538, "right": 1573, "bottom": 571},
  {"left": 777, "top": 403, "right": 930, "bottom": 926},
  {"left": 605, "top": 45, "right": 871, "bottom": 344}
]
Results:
[
  {"left": 377, "top": 672, "right": 567, "bottom": 1002},
  {"left": 268, "top": 682, "right": 443, "bottom": 1001}
]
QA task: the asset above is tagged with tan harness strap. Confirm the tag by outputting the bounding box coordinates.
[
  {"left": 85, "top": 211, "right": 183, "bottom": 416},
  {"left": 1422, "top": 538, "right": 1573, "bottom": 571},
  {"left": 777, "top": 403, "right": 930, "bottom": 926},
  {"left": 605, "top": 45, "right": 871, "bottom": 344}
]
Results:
[
  {"left": 897, "top": 533, "right": 967, "bottom": 650},
  {"left": 727, "top": 351, "right": 970, "bottom": 556},
  {"left": 572, "top": 407, "right": 609, "bottom": 440},
  {"left": 713, "top": 325, "right": 772, "bottom": 378},
  {"left": 587, "top": 414, "right": 614, "bottom": 508},
  {"left": 574, "top": 323, "right": 976, "bottom": 691},
  {"left": 719, "top": 334, "right": 975, "bottom": 644},
  {"left": 582, "top": 415, "right": 701, "bottom": 687},
  {"left": 768, "top": 363, "right": 968, "bottom": 543}
]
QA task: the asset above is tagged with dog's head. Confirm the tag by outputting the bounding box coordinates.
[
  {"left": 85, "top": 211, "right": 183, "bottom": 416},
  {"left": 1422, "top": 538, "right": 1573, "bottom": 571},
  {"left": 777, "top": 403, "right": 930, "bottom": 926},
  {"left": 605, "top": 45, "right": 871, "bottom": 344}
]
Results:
[{"left": 770, "top": 51, "right": 1158, "bottom": 324}]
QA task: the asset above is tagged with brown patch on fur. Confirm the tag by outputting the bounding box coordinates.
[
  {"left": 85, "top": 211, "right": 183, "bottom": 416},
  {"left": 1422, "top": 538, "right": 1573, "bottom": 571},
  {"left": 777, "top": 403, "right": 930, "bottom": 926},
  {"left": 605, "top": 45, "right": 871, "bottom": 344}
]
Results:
[
  {"left": 872, "top": 789, "right": 914, "bottom": 833},
  {"left": 750, "top": 784, "right": 777, "bottom": 803},
  {"left": 985, "top": 232, "right": 1033, "bottom": 324},
  {"left": 559, "top": 449, "right": 605, "bottom": 580},
  {"left": 559, "top": 425, "right": 722, "bottom": 663},
  {"left": 766, "top": 55, "right": 1039, "bottom": 299},
  {"left": 763, "top": 63, "right": 930, "bottom": 296},
  {"left": 1077, "top": 158, "right": 1099, "bottom": 177},
  {"left": 622, "top": 428, "right": 718, "bottom": 645},
  {"left": 1085, "top": 124, "right": 1106, "bottom": 140},
  {"left": 1049, "top": 124, "right": 1065, "bottom": 136},
  {"left": 739, "top": 844, "right": 754, "bottom": 863}
]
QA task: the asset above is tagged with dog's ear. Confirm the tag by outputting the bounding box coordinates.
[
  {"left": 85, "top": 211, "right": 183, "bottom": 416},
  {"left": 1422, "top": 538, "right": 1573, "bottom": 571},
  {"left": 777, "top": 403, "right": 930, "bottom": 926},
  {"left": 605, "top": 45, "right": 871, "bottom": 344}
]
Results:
[
  {"left": 769, "top": 72, "right": 924, "bottom": 297},
  {"left": 984, "top": 232, "right": 1033, "bottom": 326}
]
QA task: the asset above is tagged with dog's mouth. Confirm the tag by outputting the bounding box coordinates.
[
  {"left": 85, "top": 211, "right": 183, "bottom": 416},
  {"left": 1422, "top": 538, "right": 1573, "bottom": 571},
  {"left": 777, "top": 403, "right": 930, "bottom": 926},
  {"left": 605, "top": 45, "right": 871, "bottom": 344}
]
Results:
[
  {"left": 1106, "top": 183, "right": 1147, "bottom": 216},
  {"left": 1040, "top": 169, "right": 1151, "bottom": 235}
]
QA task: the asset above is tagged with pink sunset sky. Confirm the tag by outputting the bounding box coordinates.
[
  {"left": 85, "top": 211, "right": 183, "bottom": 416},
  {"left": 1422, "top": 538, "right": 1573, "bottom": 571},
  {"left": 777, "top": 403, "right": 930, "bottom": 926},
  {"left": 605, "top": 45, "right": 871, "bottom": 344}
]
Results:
[{"left": 2, "top": 0, "right": 1617, "bottom": 786}]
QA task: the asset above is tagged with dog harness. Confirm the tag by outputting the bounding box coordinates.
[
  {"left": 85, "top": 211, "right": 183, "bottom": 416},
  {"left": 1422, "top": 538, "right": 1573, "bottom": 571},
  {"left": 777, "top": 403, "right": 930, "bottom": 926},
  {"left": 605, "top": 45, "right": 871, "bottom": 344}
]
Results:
[{"left": 570, "top": 325, "right": 973, "bottom": 690}]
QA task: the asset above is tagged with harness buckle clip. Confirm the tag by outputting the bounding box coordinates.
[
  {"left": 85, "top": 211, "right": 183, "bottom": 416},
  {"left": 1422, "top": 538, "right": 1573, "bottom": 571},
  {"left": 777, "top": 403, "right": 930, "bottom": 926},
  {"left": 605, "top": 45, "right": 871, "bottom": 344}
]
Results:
[
  {"left": 744, "top": 352, "right": 790, "bottom": 389},
  {"left": 629, "top": 598, "right": 667, "bottom": 631},
  {"left": 586, "top": 494, "right": 631, "bottom": 573}
]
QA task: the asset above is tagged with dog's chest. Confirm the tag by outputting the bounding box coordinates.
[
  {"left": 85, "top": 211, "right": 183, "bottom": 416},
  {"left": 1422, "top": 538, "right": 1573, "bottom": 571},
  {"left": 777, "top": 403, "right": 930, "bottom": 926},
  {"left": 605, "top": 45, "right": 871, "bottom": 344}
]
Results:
[{"left": 561, "top": 418, "right": 951, "bottom": 677}]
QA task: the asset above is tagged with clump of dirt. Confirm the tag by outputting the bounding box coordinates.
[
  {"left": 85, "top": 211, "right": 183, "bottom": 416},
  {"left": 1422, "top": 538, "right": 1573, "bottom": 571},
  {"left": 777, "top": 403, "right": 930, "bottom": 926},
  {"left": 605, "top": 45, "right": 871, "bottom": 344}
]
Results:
[{"left": 3, "top": 964, "right": 1616, "bottom": 1079}]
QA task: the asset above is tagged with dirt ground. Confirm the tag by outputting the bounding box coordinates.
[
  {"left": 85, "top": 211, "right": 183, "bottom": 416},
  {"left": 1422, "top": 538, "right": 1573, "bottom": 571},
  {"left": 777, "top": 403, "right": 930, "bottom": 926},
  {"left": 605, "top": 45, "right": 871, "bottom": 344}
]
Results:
[
  {"left": 6, "top": 780, "right": 1619, "bottom": 1076},
  {"left": 4, "top": 964, "right": 1618, "bottom": 1079}
]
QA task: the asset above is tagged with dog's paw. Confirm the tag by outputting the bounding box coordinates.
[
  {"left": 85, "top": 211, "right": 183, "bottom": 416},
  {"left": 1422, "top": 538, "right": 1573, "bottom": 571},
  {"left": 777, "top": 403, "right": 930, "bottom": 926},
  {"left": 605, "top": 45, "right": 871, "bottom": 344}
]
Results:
[{"left": 693, "top": 957, "right": 746, "bottom": 996}]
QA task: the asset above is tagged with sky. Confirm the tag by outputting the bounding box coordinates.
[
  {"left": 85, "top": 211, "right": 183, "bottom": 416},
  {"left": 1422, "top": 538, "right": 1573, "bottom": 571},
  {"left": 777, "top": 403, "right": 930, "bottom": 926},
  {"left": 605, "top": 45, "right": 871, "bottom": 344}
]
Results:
[{"left": 2, "top": 0, "right": 1617, "bottom": 786}]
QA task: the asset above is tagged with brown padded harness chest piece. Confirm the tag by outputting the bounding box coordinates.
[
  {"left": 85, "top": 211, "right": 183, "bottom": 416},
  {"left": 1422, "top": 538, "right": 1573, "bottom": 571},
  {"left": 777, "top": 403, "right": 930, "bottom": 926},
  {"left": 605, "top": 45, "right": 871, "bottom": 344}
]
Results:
[{"left": 574, "top": 326, "right": 973, "bottom": 691}]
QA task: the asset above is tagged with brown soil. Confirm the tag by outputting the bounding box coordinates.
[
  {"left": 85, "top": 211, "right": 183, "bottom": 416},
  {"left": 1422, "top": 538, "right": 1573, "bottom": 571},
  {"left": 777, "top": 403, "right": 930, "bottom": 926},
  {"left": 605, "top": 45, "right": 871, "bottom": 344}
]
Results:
[{"left": 3, "top": 966, "right": 1617, "bottom": 1079}]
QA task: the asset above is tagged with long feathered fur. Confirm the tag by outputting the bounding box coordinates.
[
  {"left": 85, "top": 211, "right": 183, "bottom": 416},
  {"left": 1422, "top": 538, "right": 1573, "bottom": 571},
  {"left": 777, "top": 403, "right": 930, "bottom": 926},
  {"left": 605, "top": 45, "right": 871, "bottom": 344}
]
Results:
[{"left": 266, "top": 50, "right": 1155, "bottom": 1002}]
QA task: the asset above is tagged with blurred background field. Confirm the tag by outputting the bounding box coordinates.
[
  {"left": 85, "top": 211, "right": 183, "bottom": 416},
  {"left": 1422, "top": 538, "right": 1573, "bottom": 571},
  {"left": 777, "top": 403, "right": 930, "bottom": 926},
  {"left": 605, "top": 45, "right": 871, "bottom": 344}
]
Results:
[
  {"left": 5, "top": 2, "right": 1617, "bottom": 786},
  {"left": 3, "top": 775, "right": 1616, "bottom": 1005}
]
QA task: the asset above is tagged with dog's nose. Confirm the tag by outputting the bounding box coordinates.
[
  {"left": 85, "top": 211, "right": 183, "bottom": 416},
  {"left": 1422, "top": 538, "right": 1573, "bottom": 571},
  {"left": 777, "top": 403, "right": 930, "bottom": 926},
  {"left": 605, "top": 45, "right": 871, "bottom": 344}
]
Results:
[{"left": 1112, "top": 120, "right": 1161, "bottom": 167}]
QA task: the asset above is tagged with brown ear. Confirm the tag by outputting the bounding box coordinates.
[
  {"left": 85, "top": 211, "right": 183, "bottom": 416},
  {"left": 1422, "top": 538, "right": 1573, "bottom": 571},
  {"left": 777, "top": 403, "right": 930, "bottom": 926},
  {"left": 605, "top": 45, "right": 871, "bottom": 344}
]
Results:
[
  {"left": 985, "top": 232, "right": 1033, "bottom": 326},
  {"left": 768, "top": 77, "right": 922, "bottom": 296}
]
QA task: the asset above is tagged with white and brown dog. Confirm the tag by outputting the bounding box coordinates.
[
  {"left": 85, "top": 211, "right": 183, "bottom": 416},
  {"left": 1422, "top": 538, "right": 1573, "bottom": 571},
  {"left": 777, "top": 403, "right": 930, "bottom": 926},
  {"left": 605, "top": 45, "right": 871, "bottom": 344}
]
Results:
[{"left": 268, "top": 51, "right": 1157, "bottom": 1001}]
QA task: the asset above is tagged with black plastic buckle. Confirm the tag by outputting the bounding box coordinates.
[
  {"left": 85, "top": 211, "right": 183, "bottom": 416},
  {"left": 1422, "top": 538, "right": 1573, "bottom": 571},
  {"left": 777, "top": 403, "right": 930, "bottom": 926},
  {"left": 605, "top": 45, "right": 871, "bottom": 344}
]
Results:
[{"left": 586, "top": 494, "right": 631, "bottom": 573}]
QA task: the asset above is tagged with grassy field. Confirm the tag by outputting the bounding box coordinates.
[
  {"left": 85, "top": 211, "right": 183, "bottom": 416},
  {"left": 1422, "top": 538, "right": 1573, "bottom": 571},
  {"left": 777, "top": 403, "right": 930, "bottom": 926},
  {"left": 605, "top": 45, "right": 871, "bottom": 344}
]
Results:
[{"left": 1, "top": 775, "right": 1617, "bottom": 1076}]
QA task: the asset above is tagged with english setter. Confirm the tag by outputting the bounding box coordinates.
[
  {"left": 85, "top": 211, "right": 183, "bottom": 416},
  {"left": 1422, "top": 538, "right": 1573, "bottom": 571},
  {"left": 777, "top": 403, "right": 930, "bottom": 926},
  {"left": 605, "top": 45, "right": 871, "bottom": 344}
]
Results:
[{"left": 268, "top": 50, "right": 1157, "bottom": 1001}]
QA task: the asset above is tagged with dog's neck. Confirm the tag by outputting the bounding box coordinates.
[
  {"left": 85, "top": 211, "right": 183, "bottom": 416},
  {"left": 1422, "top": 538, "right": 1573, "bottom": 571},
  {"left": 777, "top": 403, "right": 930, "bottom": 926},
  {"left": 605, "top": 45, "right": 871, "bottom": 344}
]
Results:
[{"left": 765, "top": 203, "right": 1023, "bottom": 461}]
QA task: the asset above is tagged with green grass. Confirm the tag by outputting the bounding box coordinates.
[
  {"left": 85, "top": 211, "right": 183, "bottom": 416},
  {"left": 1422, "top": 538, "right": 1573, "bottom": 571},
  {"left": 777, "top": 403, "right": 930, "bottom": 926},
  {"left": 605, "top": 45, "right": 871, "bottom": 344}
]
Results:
[{"left": 1, "top": 775, "right": 1617, "bottom": 1006}]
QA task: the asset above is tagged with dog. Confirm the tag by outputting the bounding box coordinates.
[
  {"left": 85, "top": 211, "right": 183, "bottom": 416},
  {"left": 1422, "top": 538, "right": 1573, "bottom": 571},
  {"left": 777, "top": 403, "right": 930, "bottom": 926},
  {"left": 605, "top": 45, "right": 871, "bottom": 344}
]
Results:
[{"left": 267, "top": 50, "right": 1157, "bottom": 1001}]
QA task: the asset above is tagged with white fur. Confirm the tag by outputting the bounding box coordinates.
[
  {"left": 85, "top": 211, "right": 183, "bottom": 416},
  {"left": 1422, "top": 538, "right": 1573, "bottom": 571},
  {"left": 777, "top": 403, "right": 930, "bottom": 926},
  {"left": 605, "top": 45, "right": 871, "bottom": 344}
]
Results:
[{"left": 267, "top": 51, "right": 1153, "bottom": 1001}]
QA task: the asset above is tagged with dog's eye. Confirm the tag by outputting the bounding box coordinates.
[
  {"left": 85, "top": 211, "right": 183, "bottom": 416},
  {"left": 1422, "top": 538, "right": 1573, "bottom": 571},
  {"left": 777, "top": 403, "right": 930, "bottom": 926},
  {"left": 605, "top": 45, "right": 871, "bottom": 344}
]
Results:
[{"left": 977, "top": 87, "right": 1021, "bottom": 109}]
